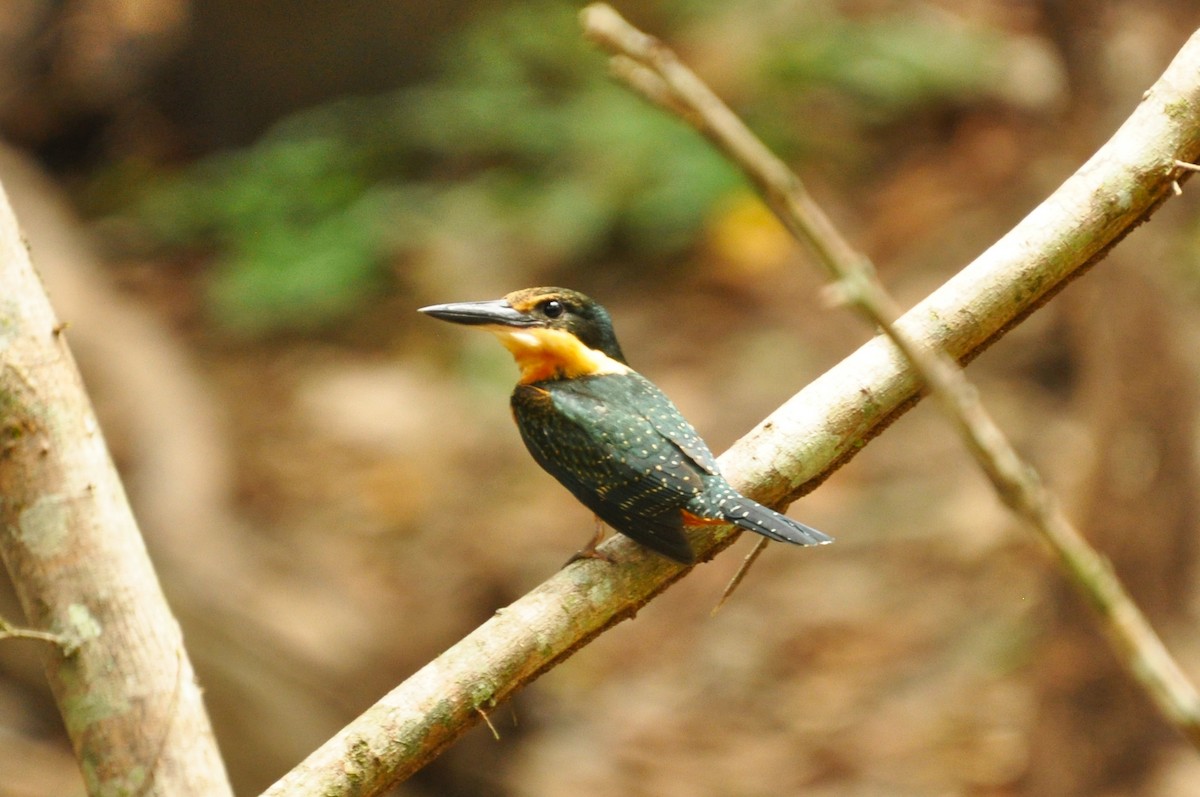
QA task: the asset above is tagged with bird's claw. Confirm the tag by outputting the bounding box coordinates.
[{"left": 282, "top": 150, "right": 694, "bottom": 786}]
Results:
[{"left": 562, "top": 547, "right": 617, "bottom": 568}]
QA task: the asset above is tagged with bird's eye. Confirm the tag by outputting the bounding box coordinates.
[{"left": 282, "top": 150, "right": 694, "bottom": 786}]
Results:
[{"left": 541, "top": 299, "right": 565, "bottom": 319}]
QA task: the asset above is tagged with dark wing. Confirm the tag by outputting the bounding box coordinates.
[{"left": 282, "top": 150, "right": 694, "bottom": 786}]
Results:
[
  {"left": 621, "top": 374, "right": 721, "bottom": 476},
  {"left": 511, "top": 375, "right": 713, "bottom": 562}
]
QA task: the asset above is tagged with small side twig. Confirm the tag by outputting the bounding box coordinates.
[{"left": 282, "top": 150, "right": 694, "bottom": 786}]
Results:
[
  {"left": 476, "top": 707, "right": 501, "bottom": 741},
  {"left": 583, "top": 2, "right": 1200, "bottom": 748},
  {"left": 0, "top": 615, "right": 77, "bottom": 653},
  {"left": 1173, "top": 159, "right": 1200, "bottom": 194},
  {"left": 712, "top": 538, "right": 768, "bottom": 615}
]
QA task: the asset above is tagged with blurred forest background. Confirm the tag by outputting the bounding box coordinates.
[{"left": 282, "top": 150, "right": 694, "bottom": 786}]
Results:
[{"left": 3, "top": 1, "right": 1200, "bottom": 795}]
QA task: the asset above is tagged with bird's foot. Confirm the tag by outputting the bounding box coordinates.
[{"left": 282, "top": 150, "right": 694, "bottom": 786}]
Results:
[
  {"left": 563, "top": 547, "right": 617, "bottom": 568},
  {"left": 562, "top": 517, "right": 615, "bottom": 568}
]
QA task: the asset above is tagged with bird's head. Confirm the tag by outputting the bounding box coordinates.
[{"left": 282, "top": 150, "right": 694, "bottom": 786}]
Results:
[{"left": 419, "top": 287, "right": 630, "bottom": 383}]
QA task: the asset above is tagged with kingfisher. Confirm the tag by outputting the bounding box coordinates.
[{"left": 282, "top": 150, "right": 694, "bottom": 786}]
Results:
[{"left": 419, "top": 287, "right": 831, "bottom": 565}]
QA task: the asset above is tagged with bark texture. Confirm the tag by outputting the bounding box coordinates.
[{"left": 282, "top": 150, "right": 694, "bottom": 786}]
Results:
[{"left": 0, "top": 181, "right": 232, "bottom": 796}]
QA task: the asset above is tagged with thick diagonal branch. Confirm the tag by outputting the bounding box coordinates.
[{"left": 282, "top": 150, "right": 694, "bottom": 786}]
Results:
[
  {"left": 264, "top": 16, "right": 1200, "bottom": 797},
  {"left": 584, "top": 3, "right": 1200, "bottom": 747}
]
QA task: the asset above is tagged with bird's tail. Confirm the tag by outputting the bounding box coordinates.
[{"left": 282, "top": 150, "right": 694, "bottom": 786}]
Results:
[{"left": 720, "top": 497, "right": 832, "bottom": 547}]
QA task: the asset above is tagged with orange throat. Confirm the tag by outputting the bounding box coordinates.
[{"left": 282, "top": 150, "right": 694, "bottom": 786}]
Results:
[{"left": 493, "top": 328, "right": 630, "bottom": 383}]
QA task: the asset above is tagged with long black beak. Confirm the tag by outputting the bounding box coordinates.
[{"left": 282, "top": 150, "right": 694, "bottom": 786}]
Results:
[{"left": 418, "top": 298, "right": 537, "bottom": 328}]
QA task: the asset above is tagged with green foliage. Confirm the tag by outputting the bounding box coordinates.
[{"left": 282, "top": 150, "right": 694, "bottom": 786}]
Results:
[
  {"left": 128, "top": 0, "right": 1001, "bottom": 336},
  {"left": 759, "top": 6, "right": 1003, "bottom": 118},
  {"left": 139, "top": 136, "right": 398, "bottom": 332}
]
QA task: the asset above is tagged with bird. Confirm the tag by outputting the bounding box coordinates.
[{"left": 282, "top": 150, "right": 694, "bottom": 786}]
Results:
[{"left": 419, "top": 287, "right": 831, "bottom": 565}]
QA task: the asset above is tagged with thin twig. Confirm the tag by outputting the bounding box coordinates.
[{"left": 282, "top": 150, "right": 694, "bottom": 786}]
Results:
[
  {"left": 582, "top": 2, "right": 1200, "bottom": 748},
  {"left": 0, "top": 615, "right": 77, "bottom": 653},
  {"left": 476, "top": 707, "right": 501, "bottom": 741},
  {"left": 712, "top": 538, "right": 768, "bottom": 615}
]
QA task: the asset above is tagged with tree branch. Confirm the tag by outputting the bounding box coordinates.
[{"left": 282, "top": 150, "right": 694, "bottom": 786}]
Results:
[
  {"left": 0, "top": 184, "right": 232, "bottom": 794},
  {"left": 583, "top": 3, "right": 1200, "bottom": 746},
  {"left": 264, "top": 15, "right": 1200, "bottom": 797}
]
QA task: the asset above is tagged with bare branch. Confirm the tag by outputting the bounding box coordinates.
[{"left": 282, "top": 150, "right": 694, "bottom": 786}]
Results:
[
  {"left": 583, "top": 3, "right": 1200, "bottom": 747},
  {"left": 264, "top": 14, "right": 1200, "bottom": 797},
  {"left": 0, "top": 184, "right": 232, "bottom": 794}
]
